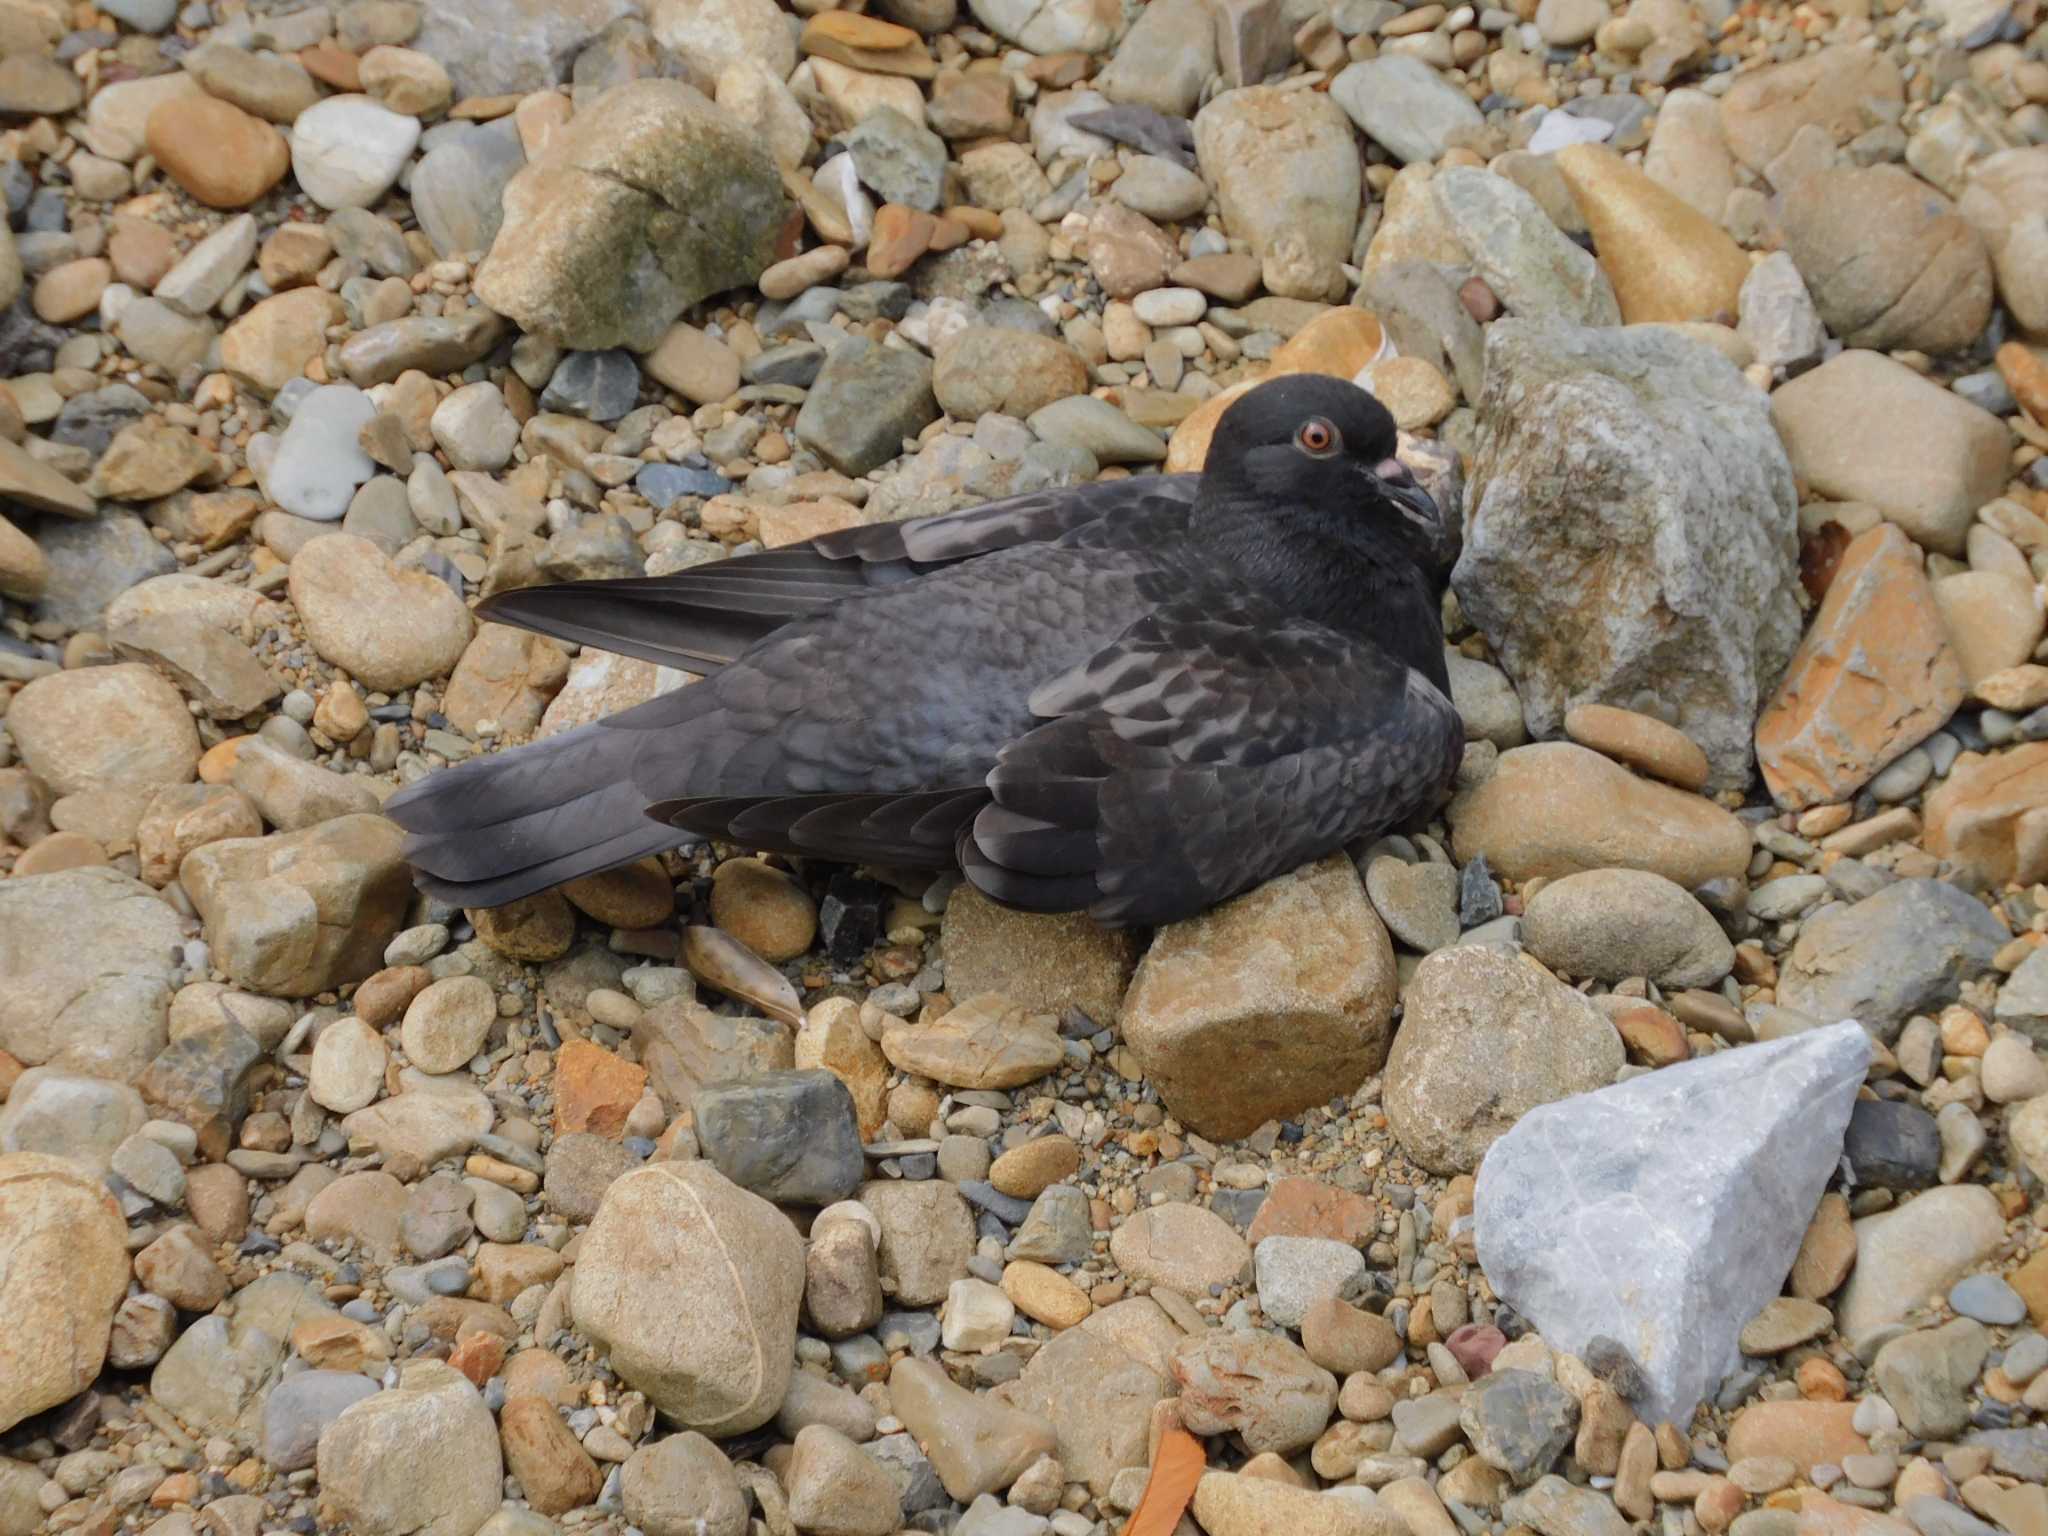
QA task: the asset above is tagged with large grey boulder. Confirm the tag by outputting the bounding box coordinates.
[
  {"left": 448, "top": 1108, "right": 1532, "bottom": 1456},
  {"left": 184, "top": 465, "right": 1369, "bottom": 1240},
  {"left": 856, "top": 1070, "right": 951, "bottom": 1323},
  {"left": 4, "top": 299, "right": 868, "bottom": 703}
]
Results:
[
  {"left": 1475, "top": 1021, "right": 1870, "bottom": 1429},
  {"left": 475, "top": 79, "right": 785, "bottom": 352},
  {"left": 1452, "top": 319, "right": 1801, "bottom": 791}
]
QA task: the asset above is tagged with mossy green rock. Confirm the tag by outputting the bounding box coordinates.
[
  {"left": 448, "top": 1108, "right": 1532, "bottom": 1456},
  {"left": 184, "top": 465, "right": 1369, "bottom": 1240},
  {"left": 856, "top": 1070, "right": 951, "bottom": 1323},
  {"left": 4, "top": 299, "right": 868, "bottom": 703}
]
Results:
[{"left": 475, "top": 78, "right": 785, "bottom": 352}]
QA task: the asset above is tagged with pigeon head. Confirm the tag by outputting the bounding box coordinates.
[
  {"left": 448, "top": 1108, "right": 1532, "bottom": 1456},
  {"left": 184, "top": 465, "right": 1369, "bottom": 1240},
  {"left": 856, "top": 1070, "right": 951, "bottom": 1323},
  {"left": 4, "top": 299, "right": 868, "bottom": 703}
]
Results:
[{"left": 1202, "top": 373, "right": 1446, "bottom": 571}]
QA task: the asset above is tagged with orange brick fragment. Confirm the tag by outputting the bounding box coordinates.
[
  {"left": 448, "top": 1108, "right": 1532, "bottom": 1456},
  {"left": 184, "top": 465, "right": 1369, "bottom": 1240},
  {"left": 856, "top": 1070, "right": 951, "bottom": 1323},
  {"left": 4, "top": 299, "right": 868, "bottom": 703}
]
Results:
[{"left": 553, "top": 1039, "right": 648, "bottom": 1140}]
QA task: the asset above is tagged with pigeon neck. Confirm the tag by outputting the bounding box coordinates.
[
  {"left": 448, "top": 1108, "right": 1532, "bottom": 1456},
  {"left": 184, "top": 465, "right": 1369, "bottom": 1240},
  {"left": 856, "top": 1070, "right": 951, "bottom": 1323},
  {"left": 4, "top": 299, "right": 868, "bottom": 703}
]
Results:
[{"left": 1195, "top": 498, "right": 1450, "bottom": 695}]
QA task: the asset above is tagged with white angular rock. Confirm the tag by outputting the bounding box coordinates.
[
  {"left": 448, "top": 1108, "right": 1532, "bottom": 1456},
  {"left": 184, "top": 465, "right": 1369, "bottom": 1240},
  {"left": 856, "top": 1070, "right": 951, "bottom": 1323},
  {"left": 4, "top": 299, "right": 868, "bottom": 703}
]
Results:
[{"left": 1475, "top": 1020, "right": 1870, "bottom": 1428}]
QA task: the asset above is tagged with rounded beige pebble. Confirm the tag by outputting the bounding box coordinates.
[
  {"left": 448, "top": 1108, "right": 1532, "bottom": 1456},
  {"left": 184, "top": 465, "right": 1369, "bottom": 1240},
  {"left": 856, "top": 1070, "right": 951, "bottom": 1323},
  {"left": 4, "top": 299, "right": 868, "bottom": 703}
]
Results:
[
  {"left": 1563, "top": 703, "right": 1711, "bottom": 791},
  {"left": 709, "top": 856, "right": 818, "bottom": 962},
  {"left": 988, "top": 1134, "right": 1080, "bottom": 1200},
  {"left": 400, "top": 975, "right": 494, "bottom": 1074},
  {"left": 309, "top": 1016, "right": 388, "bottom": 1114},
  {"left": 1001, "top": 1260, "right": 1092, "bottom": 1330}
]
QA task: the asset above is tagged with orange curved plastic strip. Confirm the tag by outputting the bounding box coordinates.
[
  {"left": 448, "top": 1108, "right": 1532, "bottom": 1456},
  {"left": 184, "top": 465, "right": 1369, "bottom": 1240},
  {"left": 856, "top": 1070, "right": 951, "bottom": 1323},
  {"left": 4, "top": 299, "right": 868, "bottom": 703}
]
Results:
[{"left": 1120, "top": 1425, "right": 1205, "bottom": 1536}]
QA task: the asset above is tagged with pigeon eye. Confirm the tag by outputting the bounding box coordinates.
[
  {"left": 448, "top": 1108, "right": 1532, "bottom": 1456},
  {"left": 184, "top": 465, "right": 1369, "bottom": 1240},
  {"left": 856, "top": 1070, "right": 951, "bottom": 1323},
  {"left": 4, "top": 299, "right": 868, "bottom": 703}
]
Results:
[{"left": 1296, "top": 418, "right": 1340, "bottom": 458}]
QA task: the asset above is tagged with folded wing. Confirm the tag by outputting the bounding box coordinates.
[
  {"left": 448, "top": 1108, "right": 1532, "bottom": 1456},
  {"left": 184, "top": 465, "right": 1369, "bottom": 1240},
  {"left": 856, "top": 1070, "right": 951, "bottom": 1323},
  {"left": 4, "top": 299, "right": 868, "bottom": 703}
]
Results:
[
  {"left": 474, "top": 473, "right": 1201, "bottom": 674},
  {"left": 962, "top": 602, "right": 1464, "bottom": 927}
]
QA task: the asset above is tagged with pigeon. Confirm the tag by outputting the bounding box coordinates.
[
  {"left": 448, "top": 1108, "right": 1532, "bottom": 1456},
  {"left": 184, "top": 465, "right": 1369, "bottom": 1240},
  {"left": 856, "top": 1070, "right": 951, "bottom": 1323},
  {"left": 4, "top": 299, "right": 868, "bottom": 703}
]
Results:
[{"left": 386, "top": 374, "right": 1465, "bottom": 928}]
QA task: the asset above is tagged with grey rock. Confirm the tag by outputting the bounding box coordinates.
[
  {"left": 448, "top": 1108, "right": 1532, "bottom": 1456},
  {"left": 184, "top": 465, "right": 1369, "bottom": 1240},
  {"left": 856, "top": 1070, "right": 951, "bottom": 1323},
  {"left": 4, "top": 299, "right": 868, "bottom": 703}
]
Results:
[
  {"left": 51, "top": 383, "right": 152, "bottom": 457},
  {"left": 1474, "top": 1020, "right": 1869, "bottom": 1428},
  {"left": 1364, "top": 854, "right": 1460, "bottom": 954},
  {"left": 415, "top": 0, "right": 637, "bottom": 96},
  {"left": 267, "top": 384, "right": 377, "bottom": 522},
  {"left": 1993, "top": 944, "right": 2048, "bottom": 1043},
  {"left": 151, "top": 1272, "right": 332, "bottom": 1437},
  {"left": 113, "top": 297, "right": 216, "bottom": 372},
  {"left": 1254, "top": 1236, "right": 1366, "bottom": 1328},
  {"left": 339, "top": 310, "right": 506, "bottom": 389},
  {"left": 1506, "top": 1476, "right": 1633, "bottom": 1536},
  {"left": 693, "top": 1069, "right": 865, "bottom": 1207},
  {"left": 1900, "top": 1499, "right": 1998, "bottom": 1536},
  {"left": 1872, "top": 1318, "right": 1990, "bottom": 1439},
  {"left": 1838, "top": 1186, "right": 2007, "bottom": 1350},
  {"left": 33, "top": 512, "right": 176, "bottom": 630},
  {"left": 795, "top": 338, "right": 938, "bottom": 476},
  {"left": 1094, "top": 0, "right": 1214, "bottom": 117},
  {"left": 0, "top": 1069, "right": 146, "bottom": 1174},
  {"left": 1362, "top": 263, "right": 1485, "bottom": 402},
  {"left": 958, "top": 1496, "right": 1052, "bottom": 1536},
  {"left": 1779, "top": 879, "right": 2005, "bottom": 1043},
  {"left": 411, "top": 118, "right": 527, "bottom": 259},
  {"left": 742, "top": 342, "right": 825, "bottom": 388},
  {"left": 541, "top": 349, "right": 642, "bottom": 422},
  {"left": 1460, "top": 1369, "right": 1580, "bottom": 1486},
  {"left": 1906, "top": 1497, "right": 2005, "bottom": 1536},
  {"left": 111, "top": 1132, "right": 186, "bottom": 1206},
  {"left": 1331, "top": 55, "right": 1485, "bottom": 165},
  {"left": 1842, "top": 1099, "right": 1940, "bottom": 1191},
  {"left": 1391, "top": 1392, "right": 1465, "bottom": 1457},
  {"left": 1025, "top": 394, "right": 1166, "bottom": 464},
  {"left": 1964, "top": 1427, "right": 2048, "bottom": 1482},
  {"left": 2000, "top": 1332, "right": 2048, "bottom": 1384},
  {"left": 637, "top": 463, "right": 733, "bottom": 507},
  {"left": 328, "top": 208, "right": 416, "bottom": 279},
  {"left": 870, "top": 1430, "right": 949, "bottom": 1514},
  {"left": 103, "top": 0, "right": 177, "bottom": 30},
  {"left": 343, "top": 476, "right": 421, "bottom": 554},
  {"left": 1451, "top": 319, "right": 1800, "bottom": 791},
  {"left": 263, "top": 1370, "right": 379, "bottom": 1471},
  {"left": 402, "top": 1173, "right": 476, "bottom": 1260},
  {"left": 569, "top": 17, "right": 667, "bottom": 105},
  {"left": 539, "top": 511, "right": 642, "bottom": 581},
  {"left": 1384, "top": 945, "right": 1624, "bottom": 1175},
  {"left": 1434, "top": 168, "right": 1620, "bottom": 327},
  {"left": 1443, "top": 653, "right": 1525, "bottom": 757},
  {"left": 1949, "top": 1275, "right": 2026, "bottom": 1326},
  {"left": 0, "top": 865, "right": 184, "bottom": 1085},
  {"left": 1522, "top": 868, "right": 1734, "bottom": 988},
  {"left": 1737, "top": 251, "right": 1827, "bottom": 373},
  {"left": 1109, "top": 155, "right": 1208, "bottom": 221},
  {"left": 846, "top": 107, "right": 949, "bottom": 213},
  {"left": 1008, "top": 1184, "right": 1092, "bottom": 1265}
]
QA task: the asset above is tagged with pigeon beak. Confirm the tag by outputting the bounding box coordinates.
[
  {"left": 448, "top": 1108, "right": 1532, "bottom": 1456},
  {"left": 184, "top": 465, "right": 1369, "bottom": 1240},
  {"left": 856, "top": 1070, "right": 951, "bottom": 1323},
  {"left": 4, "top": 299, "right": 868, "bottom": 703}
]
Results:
[{"left": 1371, "top": 458, "right": 1443, "bottom": 543}]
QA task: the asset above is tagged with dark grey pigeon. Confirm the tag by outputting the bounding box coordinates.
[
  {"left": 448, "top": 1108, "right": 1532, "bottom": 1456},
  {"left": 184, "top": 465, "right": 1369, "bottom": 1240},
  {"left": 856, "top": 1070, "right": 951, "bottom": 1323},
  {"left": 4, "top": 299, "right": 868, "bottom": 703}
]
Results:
[{"left": 386, "top": 374, "right": 1465, "bottom": 928}]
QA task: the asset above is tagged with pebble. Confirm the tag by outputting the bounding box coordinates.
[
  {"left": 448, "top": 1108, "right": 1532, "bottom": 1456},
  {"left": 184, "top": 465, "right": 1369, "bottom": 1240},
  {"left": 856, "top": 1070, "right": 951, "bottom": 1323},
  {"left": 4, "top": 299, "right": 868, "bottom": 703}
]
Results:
[
  {"left": 268, "top": 384, "right": 378, "bottom": 521},
  {"left": 1949, "top": 1275, "right": 2027, "bottom": 1327},
  {"left": 291, "top": 95, "right": 424, "bottom": 210},
  {"left": 145, "top": 95, "right": 289, "bottom": 208}
]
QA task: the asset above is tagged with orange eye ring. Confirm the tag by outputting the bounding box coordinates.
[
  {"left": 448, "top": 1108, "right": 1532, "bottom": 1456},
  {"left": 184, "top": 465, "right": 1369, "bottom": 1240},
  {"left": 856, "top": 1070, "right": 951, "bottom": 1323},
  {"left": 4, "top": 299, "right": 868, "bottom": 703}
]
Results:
[{"left": 1296, "top": 417, "right": 1341, "bottom": 457}]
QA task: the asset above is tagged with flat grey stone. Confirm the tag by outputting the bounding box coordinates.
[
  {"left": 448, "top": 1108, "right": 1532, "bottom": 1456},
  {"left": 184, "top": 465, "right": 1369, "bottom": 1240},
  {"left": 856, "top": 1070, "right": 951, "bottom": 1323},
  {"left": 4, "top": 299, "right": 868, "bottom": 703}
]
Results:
[
  {"left": 1330, "top": 55, "right": 1484, "bottom": 165},
  {"left": 1780, "top": 879, "right": 2005, "bottom": 1043}
]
